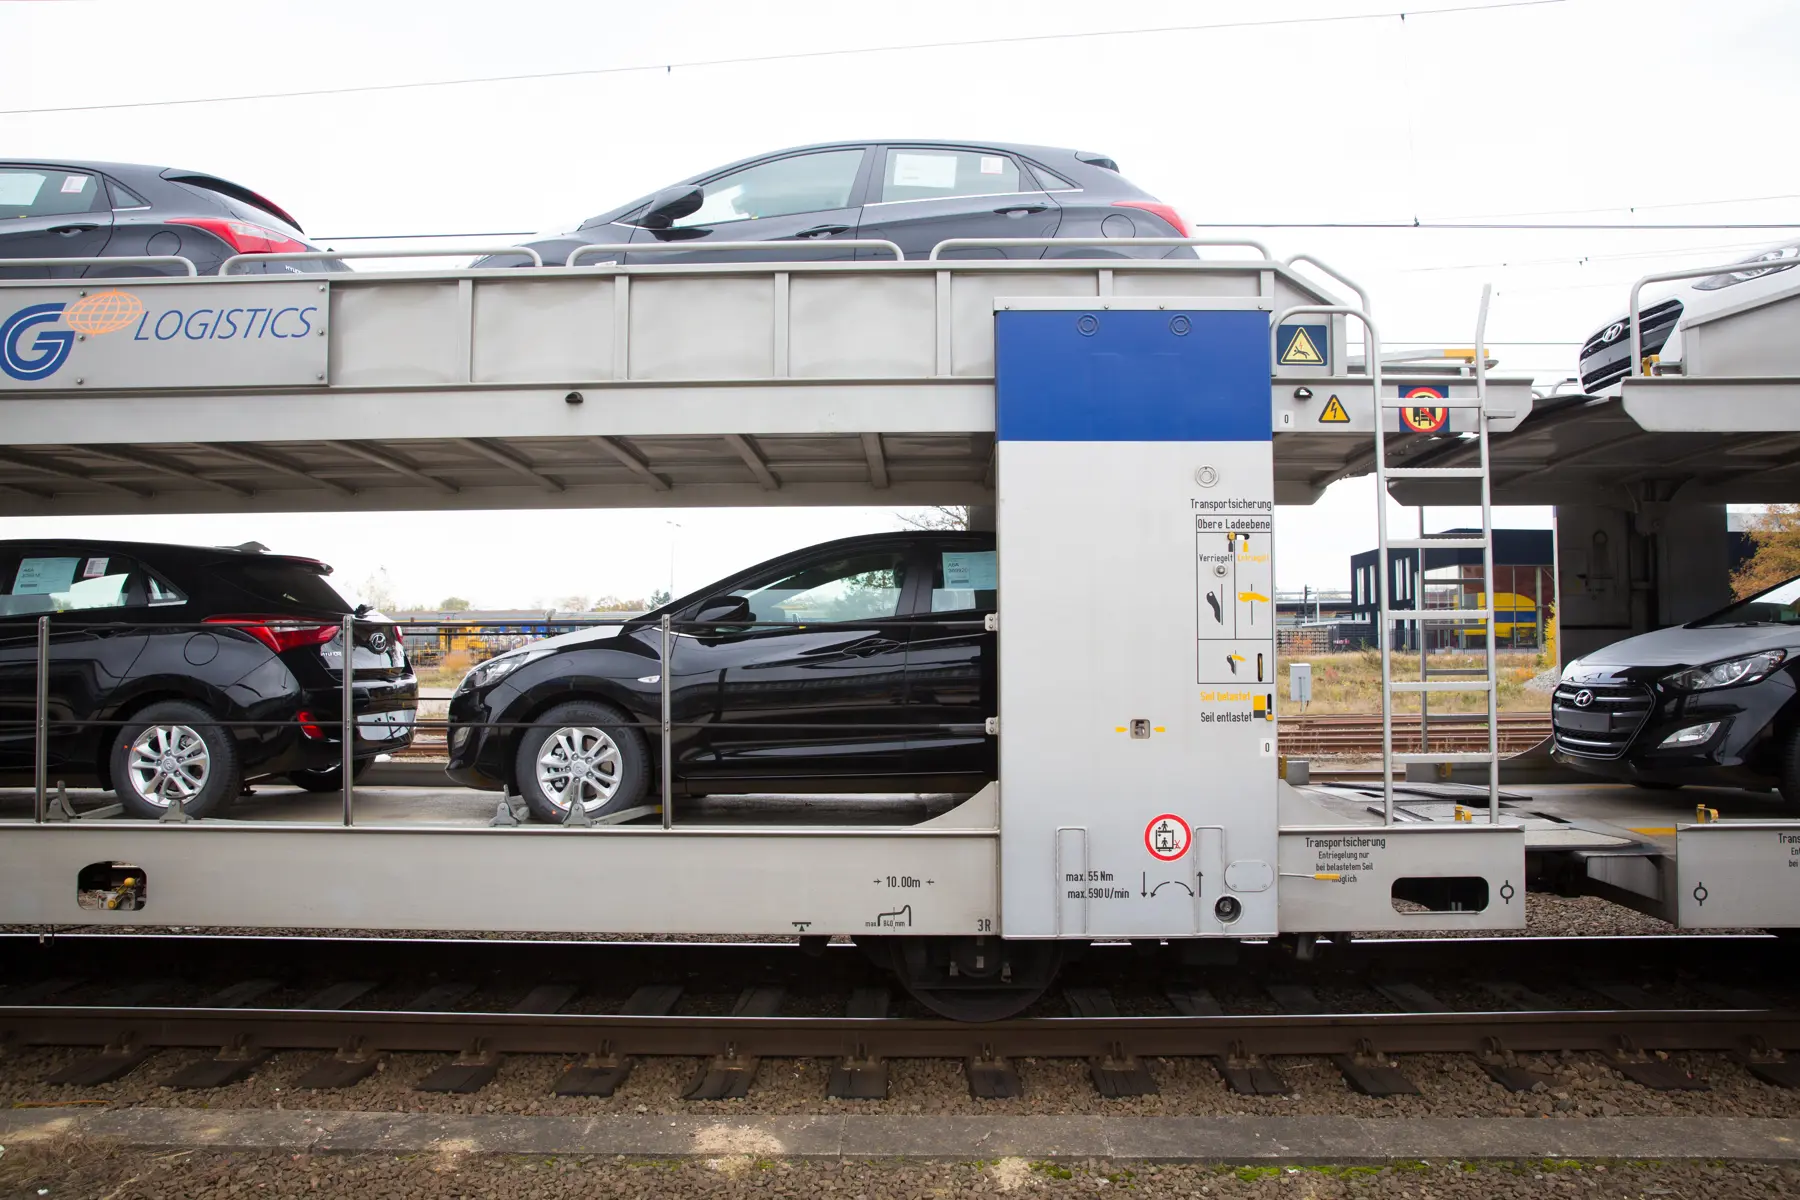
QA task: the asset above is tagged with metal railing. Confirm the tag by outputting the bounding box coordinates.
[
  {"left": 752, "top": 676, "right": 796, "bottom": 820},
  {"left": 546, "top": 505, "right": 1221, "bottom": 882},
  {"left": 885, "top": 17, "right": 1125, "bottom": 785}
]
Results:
[
  {"left": 1625, "top": 259, "right": 1789, "bottom": 378},
  {"left": 0, "top": 256, "right": 198, "bottom": 277},
  {"left": 567, "top": 240, "right": 905, "bottom": 266},
  {"left": 219, "top": 246, "right": 544, "bottom": 274},
  {"left": 6, "top": 612, "right": 994, "bottom": 832}
]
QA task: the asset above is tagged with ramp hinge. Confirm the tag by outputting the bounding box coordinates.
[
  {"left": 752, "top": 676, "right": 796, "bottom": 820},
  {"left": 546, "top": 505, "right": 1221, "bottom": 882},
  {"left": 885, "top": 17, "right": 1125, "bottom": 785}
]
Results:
[
  {"left": 984, "top": 717, "right": 999, "bottom": 737},
  {"left": 983, "top": 613, "right": 999, "bottom": 633}
]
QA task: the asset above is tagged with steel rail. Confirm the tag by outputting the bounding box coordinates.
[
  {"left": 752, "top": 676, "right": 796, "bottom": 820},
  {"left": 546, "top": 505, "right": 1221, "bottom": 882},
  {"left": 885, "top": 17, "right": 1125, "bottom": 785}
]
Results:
[{"left": 4, "top": 1005, "right": 1795, "bottom": 1061}]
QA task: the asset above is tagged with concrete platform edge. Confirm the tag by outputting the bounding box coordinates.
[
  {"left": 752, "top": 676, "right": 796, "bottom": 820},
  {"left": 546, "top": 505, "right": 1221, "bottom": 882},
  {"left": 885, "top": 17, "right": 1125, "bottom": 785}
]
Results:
[{"left": 2, "top": 1110, "right": 1799, "bottom": 1163}]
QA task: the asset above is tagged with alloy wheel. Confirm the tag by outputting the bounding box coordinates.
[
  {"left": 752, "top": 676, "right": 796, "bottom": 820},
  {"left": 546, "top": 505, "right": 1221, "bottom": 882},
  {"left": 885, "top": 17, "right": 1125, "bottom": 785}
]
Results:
[
  {"left": 126, "top": 724, "right": 211, "bottom": 808},
  {"left": 535, "top": 725, "right": 622, "bottom": 813}
]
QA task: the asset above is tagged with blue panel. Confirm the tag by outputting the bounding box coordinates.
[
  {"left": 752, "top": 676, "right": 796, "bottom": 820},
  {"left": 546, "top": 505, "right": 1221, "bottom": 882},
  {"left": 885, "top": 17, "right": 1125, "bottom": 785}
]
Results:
[{"left": 995, "top": 309, "right": 1270, "bottom": 442}]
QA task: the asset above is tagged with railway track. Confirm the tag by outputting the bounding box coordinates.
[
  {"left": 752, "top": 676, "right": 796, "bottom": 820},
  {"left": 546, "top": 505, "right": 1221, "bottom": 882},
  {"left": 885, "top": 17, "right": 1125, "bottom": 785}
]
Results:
[
  {"left": 2, "top": 934, "right": 1792, "bottom": 1099},
  {"left": 388, "top": 713, "right": 1557, "bottom": 763}
]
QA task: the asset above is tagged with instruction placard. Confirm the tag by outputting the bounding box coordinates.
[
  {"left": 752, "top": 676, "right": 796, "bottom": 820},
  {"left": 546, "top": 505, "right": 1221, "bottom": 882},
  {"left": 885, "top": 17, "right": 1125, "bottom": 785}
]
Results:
[{"left": 1195, "top": 512, "right": 1275, "bottom": 687}]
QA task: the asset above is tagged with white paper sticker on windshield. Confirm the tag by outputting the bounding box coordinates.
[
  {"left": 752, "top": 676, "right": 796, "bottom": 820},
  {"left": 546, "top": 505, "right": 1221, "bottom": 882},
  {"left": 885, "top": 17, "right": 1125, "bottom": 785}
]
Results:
[
  {"left": 943, "top": 551, "right": 996, "bottom": 591},
  {"left": 979, "top": 155, "right": 1006, "bottom": 175},
  {"left": 60, "top": 174, "right": 89, "bottom": 194},
  {"left": 891, "top": 152, "right": 958, "bottom": 190},
  {"left": 13, "top": 557, "right": 80, "bottom": 596},
  {"left": 81, "top": 557, "right": 109, "bottom": 579}
]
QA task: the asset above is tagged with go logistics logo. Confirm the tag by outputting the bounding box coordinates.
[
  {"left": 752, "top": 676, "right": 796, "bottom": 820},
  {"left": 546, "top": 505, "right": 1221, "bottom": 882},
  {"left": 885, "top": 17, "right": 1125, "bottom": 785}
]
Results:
[
  {"left": 1, "top": 289, "right": 319, "bottom": 382},
  {"left": 0, "top": 289, "right": 143, "bottom": 381}
]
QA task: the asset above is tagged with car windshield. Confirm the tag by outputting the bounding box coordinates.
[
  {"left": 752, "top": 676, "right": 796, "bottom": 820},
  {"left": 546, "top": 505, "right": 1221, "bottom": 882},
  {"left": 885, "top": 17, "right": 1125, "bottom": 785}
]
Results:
[
  {"left": 209, "top": 559, "right": 351, "bottom": 613},
  {"left": 1693, "top": 575, "right": 1800, "bottom": 626}
]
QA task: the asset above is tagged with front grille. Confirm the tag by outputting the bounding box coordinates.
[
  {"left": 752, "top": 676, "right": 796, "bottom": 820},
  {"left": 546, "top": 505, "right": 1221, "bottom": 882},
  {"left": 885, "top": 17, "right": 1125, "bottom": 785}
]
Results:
[
  {"left": 1553, "top": 681, "right": 1654, "bottom": 759},
  {"left": 1579, "top": 299, "right": 1684, "bottom": 392}
]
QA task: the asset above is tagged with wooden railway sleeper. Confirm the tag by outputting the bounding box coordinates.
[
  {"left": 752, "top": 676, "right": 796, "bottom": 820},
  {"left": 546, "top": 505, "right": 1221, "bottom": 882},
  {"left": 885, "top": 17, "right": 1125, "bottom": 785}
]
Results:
[
  {"left": 1215, "top": 1038, "right": 1288, "bottom": 1096},
  {"left": 161, "top": 1031, "right": 268, "bottom": 1089},
  {"left": 1735, "top": 1034, "right": 1800, "bottom": 1089},
  {"left": 45, "top": 1030, "right": 157, "bottom": 1087},
  {"left": 1605, "top": 1033, "right": 1709, "bottom": 1091},
  {"left": 1331, "top": 1037, "right": 1420, "bottom": 1097},
  {"left": 965, "top": 1042, "right": 1022, "bottom": 1100},
  {"left": 1474, "top": 1035, "right": 1551, "bottom": 1092}
]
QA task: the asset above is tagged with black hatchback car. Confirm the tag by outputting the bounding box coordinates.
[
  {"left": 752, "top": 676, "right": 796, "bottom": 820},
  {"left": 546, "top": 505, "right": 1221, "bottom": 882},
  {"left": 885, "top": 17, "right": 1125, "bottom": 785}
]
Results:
[
  {"left": 474, "top": 140, "right": 1192, "bottom": 267},
  {"left": 0, "top": 160, "right": 342, "bottom": 279},
  {"left": 0, "top": 540, "right": 416, "bottom": 817},
  {"left": 1552, "top": 573, "right": 1800, "bottom": 801},
  {"left": 448, "top": 531, "right": 995, "bottom": 821}
]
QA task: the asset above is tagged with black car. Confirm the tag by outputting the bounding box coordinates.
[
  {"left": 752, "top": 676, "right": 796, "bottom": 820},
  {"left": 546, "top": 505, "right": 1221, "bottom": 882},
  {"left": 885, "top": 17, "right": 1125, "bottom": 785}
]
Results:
[
  {"left": 0, "top": 160, "right": 342, "bottom": 279},
  {"left": 448, "top": 531, "right": 995, "bottom": 820},
  {"left": 0, "top": 540, "right": 416, "bottom": 817},
  {"left": 474, "top": 140, "right": 1192, "bottom": 268},
  {"left": 1552, "top": 574, "right": 1800, "bottom": 801}
]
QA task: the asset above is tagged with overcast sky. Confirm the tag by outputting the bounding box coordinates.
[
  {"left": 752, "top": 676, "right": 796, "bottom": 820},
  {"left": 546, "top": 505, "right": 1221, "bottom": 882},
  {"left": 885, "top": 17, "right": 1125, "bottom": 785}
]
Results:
[{"left": 2, "top": 0, "right": 1793, "bottom": 607}]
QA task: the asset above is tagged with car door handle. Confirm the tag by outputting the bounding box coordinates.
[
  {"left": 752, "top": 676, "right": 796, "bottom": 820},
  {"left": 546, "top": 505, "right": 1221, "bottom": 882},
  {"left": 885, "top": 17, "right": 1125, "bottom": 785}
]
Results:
[
  {"left": 993, "top": 205, "right": 1048, "bottom": 216},
  {"left": 794, "top": 224, "right": 851, "bottom": 238},
  {"left": 50, "top": 223, "right": 100, "bottom": 235},
  {"left": 849, "top": 638, "right": 902, "bottom": 656}
]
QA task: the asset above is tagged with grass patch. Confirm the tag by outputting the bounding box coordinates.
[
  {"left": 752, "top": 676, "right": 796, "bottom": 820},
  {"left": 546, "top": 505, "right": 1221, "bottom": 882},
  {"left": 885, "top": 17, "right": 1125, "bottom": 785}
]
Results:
[{"left": 1279, "top": 650, "right": 1551, "bottom": 715}]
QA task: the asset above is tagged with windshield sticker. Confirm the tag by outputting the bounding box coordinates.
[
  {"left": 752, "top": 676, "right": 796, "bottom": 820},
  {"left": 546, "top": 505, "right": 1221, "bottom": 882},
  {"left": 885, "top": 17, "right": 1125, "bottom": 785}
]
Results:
[
  {"left": 13, "top": 557, "right": 80, "bottom": 595},
  {"left": 979, "top": 155, "right": 1007, "bottom": 175},
  {"left": 942, "top": 550, "right": 996, "bottom": 591},
  {"left": 81, "top": 557, "right": 109, "bottom": 578},
  {"left": 60, "top": 175, "right": 89, "bottom": 194},
  {"left": 892, "top": 152, "right": 957, "bottom": 190}
]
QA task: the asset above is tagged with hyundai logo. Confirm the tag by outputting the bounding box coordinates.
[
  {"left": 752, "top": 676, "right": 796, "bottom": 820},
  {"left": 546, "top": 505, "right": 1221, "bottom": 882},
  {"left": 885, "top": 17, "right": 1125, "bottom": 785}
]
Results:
[
  {"left": 1601, "top": 321, "right": 1626, "bottom": 345},
  {"left": 369, "top": 632, "right": 387, "bottom": 653},
  {"left": 1573, "top": 689, "right": 1594, "bottom": 708}
]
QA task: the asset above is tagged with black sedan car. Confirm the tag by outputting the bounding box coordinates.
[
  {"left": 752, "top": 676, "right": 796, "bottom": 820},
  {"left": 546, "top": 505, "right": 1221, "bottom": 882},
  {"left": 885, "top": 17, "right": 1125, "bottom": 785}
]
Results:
[
  {"left": 1552, "top": 574, "right": 1800, "bottom": 801},
  {"left": 0, "top": 540, "right": 416, "bottom": 817},
  {"left": 448, "top": 531, "right": 995, "bottom": 820},
  {"left": 0, "top": 160, "right": 341, "bottom": 279},
  {"left": 474, "top": 140, "right": 1192, "bottom": 268}
]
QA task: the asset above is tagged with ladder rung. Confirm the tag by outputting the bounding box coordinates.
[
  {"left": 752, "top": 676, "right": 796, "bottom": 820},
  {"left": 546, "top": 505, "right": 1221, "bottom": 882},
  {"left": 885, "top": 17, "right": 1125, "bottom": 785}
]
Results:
[
  {"left": 1389, "top": 680, "right": 1492, "bottom": 692},
  {"left": 1387, "top": 537, "right": 1487, "bottom": 549},
  {"left": 1383, "top": 608, "right": 1492, "bottom": 621},
  {"left": 1383, "top": 467, "right": 1487, "bottom": 479},
  {"left": 1392, "top": 753, "right": 1496, "bottom": 765},
  {"left": 1423, "top": 667, "right": 1492, "bottom": 676}
]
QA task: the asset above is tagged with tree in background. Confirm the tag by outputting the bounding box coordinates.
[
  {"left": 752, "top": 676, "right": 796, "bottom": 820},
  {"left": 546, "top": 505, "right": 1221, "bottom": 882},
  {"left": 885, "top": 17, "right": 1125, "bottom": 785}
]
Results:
[
  {"left": 1732, "top": 505, "right": 1800, "bottom": 598},
  {"left": 591, "top": 595, "right": 650, "bottom": 612},
  {"left": 358, "top": 568, "right": 396, "bottom": 612},
  {"left": 439, "top": 596, "right": 471, "bottom": 612},
  {"left": 555, "top": 594, "right": 593, "bottom": 613},
  {"left": 901, "top": 505, "right": 970, "bottom": 531},
  {"left": 648, "top": 588, "right": 672, "bottom": 608}
]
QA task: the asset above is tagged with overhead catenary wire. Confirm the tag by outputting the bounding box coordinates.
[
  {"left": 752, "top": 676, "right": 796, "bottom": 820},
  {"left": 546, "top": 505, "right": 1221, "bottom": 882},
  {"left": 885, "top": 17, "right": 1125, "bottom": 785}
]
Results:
[{"left": 0, "top": 0, "right": 1563, "bottom": 116}]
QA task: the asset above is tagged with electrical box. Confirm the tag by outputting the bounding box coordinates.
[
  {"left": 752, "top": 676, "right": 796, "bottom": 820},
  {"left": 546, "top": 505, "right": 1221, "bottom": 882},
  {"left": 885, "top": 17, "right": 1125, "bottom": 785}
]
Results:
[{"left": 1289, "top": 662, "right": 1312, "bottom": 704}]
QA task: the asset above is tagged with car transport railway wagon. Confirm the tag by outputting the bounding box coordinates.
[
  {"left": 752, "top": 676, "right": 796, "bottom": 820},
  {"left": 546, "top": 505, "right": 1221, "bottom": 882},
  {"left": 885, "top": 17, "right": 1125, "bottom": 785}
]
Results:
[{"left": 0, "top": 243, "right": 1790, "bottom": 1019}]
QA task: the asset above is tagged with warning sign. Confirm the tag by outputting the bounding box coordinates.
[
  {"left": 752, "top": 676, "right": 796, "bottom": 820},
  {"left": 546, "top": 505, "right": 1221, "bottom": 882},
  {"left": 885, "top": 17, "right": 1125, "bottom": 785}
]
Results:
[
  {"left": 1399, "top": 385, "right": 1449, "bottom": 433},
  {"left": 1276, "top": 324, "right": 1327, "bottom": 368},
  {"left": 1145, "top": 813, "right": 1192, "bottom": 861},
  {"left": 1318, "top": 394, "right": 1350, "bottom": 423}
]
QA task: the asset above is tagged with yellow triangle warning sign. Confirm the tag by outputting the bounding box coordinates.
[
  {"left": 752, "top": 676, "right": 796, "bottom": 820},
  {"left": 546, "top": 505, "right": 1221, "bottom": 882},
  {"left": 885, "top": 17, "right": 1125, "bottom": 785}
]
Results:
[
  {"left": 1280, "top": 326, "right": 1324, "bottom": 365},
  {"left": 1319, "top": 395, "right": 1350, "bottom": 423}
]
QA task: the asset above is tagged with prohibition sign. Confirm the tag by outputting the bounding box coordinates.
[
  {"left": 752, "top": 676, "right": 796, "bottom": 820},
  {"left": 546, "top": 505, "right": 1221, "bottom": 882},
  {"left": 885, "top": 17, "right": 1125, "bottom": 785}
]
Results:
[{"left": 1145, "top": 813, "right": 1192, "bottom": 861}]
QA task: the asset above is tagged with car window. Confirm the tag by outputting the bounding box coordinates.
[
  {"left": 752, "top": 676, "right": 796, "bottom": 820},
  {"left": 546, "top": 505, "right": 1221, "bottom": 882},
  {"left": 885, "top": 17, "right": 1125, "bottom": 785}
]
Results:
[
  {"left": 1695, "top": 575, "right": 1800, "bottom": 626},
  {"left": 208, "top": 559, "right": 351, "bottom": 612},
  {"left": 0, "top": 168, "right": 107, "bottom": 220},
  {"left": 1025, "top": 162, "right": 1077, "bottom": 190},
  {"left": 108, "top": 179, "right": 150, "bottom": 209},
  {"left": 726, "top": 550, "right": 908, "bottom": 624},
  {"left": 880, "top": 149, "right": 1023, "bottom": 203},
  {"left": 0, "top": 553, "right": 131, "bottom": 615},
  {"left": 675, "top": 149, "right": 864, "bottom": 228},
  {"left": 145, "top": 568, "right": 187, "bottom": 607},
  {"left": 928, "top": 548, "right": 997, "bottom": 613}
]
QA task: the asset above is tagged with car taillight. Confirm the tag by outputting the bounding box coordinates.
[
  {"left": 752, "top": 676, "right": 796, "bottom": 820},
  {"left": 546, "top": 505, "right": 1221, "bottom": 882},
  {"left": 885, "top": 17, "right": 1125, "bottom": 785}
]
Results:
[
  {"left": 295, "top": 710, "right": 324, "bottom": 739},
  {"left": 205, "top": 616, "right": 340, "bottom": 654},
  {"left": 1111, "top": 200, "right": 1190, "bottom": 237},
  {"left": 168, "top": 217, "right": 309, "bottom": 255}
]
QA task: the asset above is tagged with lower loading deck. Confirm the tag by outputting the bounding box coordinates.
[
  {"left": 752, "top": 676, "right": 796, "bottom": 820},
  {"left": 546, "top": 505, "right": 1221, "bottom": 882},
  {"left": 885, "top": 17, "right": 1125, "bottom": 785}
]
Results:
[{"left": 0, "top": 773, "right": 1781, "bottom": 936}]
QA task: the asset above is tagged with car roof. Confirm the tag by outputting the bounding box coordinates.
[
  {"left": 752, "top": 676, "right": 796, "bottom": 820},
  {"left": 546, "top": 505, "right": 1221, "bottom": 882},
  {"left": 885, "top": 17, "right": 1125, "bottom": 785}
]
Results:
[
  {"left": 0, "top": 539, "right": 330, "bottom": 571},
  {"left": 0, "top": 160, "right": 304, "bottom": 231}
]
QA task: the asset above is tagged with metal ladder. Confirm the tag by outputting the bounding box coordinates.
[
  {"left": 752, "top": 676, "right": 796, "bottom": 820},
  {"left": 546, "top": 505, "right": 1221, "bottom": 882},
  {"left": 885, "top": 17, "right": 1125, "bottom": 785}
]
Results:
[{"left": 1374, "top": 285, "right": 1501, "bottom": 823}]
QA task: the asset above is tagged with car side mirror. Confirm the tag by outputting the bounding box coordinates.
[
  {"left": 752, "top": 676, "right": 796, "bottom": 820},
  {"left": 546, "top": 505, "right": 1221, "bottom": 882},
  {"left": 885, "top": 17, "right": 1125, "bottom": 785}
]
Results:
[
  {"left": 692, "top": 596, "right": 753, "bottom": 628},
  {"left": 637, "top": 185, "right": 704, "bottom": 231}
]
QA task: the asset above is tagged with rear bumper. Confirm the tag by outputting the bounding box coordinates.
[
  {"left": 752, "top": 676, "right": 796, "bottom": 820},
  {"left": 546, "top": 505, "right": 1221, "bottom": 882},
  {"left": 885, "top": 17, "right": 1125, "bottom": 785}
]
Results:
[{"left": 241, "top": 675, "right": 418, "bottom": 777}]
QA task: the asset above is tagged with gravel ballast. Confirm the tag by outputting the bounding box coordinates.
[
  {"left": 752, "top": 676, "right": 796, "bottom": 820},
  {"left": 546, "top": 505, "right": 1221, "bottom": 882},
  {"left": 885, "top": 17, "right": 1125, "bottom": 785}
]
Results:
[{"left": 0, "top": 1142, "right": 1795, "bottom": 1200}]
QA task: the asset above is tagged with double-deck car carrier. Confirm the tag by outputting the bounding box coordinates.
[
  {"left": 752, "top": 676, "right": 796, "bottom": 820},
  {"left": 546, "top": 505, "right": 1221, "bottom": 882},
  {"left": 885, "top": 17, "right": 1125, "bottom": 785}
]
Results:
[{"left": 0, "top": 241, "right": 1794, "bottom": 1018}]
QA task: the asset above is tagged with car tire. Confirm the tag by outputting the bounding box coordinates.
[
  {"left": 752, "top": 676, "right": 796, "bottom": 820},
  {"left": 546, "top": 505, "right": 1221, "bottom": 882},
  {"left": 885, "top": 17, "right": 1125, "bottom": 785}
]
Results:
[
  {"left": 287, "top": 758, "right": 373, "bottom": 793},
  {"left": 111, "top": 701, "right": 242, "bottom": 820},
  {"left": 514, "top": 701, "right": 650, "bottom": 823}
]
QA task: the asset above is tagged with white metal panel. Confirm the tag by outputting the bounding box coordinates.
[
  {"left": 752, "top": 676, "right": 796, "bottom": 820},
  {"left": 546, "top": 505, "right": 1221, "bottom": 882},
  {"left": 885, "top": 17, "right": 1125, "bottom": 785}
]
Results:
[
  {"left": 788, "top": 274, "right": 936, "bottom": 379},
  {"left": 330, "top": 281, "right": 464, "bottom": 385},
  {"left": 471, "top": 277, "right": 617, "bottom": 383},
  {"left": 946, "top": 272, "right": 1096, "bottom": 376},
  {"left": 0, "top": 825, "right": 998, "bottom": 936},
  {"left": 629, "top": 276, "right": 776, "bottom": 380},
  {"left": 1675, "top": 822, "right": 1800, "bottom": 928},
  {"left": 1276, "top": 825, "right": 1525, "bottom": 931}
]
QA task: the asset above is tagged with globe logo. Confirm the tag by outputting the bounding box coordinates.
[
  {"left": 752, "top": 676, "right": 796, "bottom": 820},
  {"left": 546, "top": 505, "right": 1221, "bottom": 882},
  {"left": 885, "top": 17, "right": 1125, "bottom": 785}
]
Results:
[{"left": 63, "top": 290, "right": 144, "bottom": 336}]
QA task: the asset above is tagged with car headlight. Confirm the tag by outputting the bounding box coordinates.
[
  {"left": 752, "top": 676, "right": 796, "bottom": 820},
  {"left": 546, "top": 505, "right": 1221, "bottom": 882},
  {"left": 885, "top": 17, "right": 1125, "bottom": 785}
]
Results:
[
  {"left": 457, "top": 647, "right": 551, "bottom": 693},
  {"left": 1693, "top": 244, "right": 1800, "bottom": 291},
  {"left": 1661, "top": 650, "right": 1787, "bottom": 692}
]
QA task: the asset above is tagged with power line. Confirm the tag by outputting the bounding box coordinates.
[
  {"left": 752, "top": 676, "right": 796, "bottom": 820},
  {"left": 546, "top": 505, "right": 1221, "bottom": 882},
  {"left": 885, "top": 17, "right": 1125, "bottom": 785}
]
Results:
[
  {"left": 1425, "top": 192, "right": 1800, "bottom": 221},
  {"left": 0, "top": 0, "right": 1563, "bottom": 116}
]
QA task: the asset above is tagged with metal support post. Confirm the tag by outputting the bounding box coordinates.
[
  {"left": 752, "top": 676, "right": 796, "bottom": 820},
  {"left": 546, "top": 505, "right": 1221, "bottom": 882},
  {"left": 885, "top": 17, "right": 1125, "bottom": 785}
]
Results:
[
  {"left": 34, "top": 616, "right": 49, "bottom": 823},
  {"left": 341, "top": 614, "right": 355, "bottom": 826},
  {"left": 1475, "top": 285, "right": 1500, "bottom": 824},
  {"left": 660, "top": 615, "right": 673, "bottom": 830}
]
